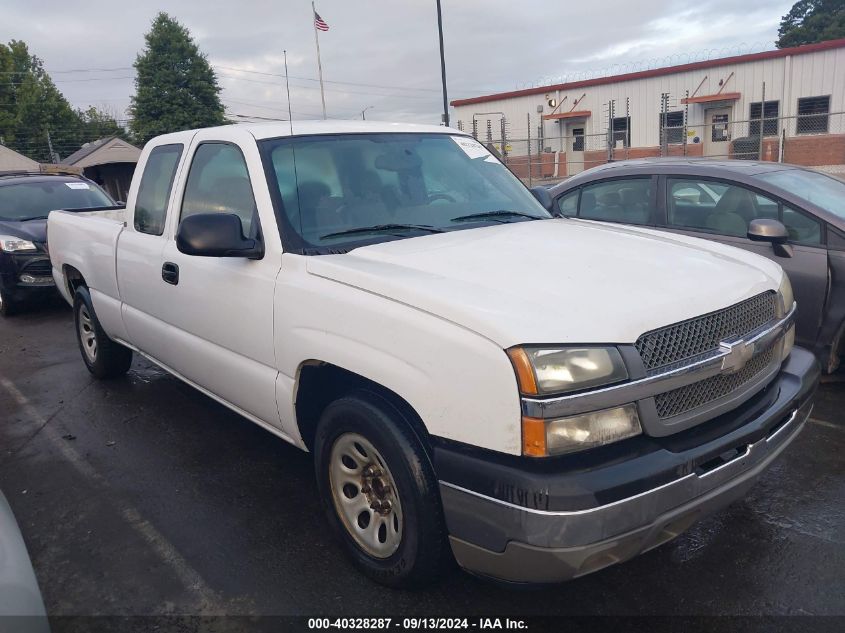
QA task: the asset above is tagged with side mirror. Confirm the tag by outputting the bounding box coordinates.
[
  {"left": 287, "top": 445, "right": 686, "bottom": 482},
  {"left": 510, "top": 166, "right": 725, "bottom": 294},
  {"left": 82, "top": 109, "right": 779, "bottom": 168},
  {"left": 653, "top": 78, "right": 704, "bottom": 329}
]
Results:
[
  {"left": 176, "top": 213, "right": 263, "bottom": 259},
  {"left": 747, "top": 218, "right": 788, "bottom": 244},
  {"left": 747, "top": 218, "right": 792, "bottom": 258},
  {"left": 530, "top": 186, "right": 554, "bottom": 212}
]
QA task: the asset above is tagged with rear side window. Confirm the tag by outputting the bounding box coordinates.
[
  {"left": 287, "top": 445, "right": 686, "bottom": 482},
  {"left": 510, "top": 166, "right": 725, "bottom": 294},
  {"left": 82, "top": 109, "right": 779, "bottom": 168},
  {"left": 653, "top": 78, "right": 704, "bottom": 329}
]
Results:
[
  {"left": 181, "top": 143, "right": 257, "bottom": 236},
  {"left": 134, "top": 144, "right": 183, "bottom": 235}
]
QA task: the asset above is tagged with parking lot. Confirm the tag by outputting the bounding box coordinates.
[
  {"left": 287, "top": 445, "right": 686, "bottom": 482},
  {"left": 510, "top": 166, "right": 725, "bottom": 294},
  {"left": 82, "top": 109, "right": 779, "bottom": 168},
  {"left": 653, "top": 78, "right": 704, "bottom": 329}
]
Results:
[{"left": 1, "top": 302, "right": 843, "bottom": 619}]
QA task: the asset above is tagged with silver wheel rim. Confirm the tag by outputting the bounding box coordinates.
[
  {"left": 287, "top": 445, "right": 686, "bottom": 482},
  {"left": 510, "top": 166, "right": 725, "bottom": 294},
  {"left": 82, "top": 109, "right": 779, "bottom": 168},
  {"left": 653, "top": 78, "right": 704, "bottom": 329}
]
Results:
[
  {"left": 78, "top": 304, "right": 98, "bottom": 363},
  {"left": 329, "top": 433, "right": 403, "bottom": 558}
]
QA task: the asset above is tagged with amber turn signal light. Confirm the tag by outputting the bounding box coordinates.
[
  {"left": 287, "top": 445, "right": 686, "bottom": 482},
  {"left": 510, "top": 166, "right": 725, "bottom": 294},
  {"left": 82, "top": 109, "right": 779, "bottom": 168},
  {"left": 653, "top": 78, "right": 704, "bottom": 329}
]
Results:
[
  {"left": 522, "top": 416, "right": 547, "bottom": 457},
  {"left": 506, "top": 347, "right": 538, "bottom": 395}
]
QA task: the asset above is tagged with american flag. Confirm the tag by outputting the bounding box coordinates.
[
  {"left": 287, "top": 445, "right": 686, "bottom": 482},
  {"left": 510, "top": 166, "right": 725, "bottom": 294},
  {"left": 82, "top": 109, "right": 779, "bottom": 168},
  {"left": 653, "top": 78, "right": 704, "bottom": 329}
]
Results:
[{"left": 314, "top": 11, "right": 329, "bottom": 31}]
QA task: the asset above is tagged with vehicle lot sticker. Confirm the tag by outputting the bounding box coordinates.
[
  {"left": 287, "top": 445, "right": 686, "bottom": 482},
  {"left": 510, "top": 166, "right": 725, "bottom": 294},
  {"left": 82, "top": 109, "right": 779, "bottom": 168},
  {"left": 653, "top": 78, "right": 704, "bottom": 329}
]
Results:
[
  {"left": 451, "top": 136, "right": 491, "bottom": 160},
  {"left": 65, "top": 182, "right": 90, "bottom": 189}
]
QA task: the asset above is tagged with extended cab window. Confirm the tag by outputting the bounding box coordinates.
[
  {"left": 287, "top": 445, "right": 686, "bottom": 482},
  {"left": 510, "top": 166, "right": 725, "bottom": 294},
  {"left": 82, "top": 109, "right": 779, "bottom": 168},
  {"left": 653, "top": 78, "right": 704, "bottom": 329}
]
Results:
[
  {"left": 578, "top": 178, "right": 653, "bottom": 225},
  {"left": 134, "top": 144, "right": 183, "bottom": 235},
  {"left": 181, "top": 143, "right": 257, "bottom": 236}
]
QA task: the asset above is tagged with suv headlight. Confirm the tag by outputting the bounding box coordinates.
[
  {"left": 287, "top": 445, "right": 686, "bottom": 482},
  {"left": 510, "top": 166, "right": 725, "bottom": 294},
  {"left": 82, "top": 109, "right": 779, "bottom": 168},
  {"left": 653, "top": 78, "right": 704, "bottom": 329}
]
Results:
[
  {"left": 777, "top": 273, "right": 794, "bottom": 318},
  {"left": 506, "top": 346, "right": 628, "bottom": 396},
  {"left": 777, "top": 274, "right": 796, "bottom": 360},
  {"left": 0, "top": 236, "right": 37, "bottom": 252}
]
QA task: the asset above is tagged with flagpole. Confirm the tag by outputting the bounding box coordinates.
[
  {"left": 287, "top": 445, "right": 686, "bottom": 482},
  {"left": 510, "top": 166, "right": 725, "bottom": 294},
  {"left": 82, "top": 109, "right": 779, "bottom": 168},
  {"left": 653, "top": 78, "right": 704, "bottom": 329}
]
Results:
[{"left": 312, "top": 0, "right": 327, "bottom": 119}]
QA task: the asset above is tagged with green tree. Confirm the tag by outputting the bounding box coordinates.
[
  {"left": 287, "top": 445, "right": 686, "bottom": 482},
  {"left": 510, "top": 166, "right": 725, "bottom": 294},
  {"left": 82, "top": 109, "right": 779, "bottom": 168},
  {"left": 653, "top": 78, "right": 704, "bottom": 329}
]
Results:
[
  {"left": 129, "top": 13, "right": 225, "bottom": 145},
  {"left": 777, "top": 0, "right": 845, "bottom": 48},
  {"left": 0, "top": 40, "right": 125, "bottom": 162}
]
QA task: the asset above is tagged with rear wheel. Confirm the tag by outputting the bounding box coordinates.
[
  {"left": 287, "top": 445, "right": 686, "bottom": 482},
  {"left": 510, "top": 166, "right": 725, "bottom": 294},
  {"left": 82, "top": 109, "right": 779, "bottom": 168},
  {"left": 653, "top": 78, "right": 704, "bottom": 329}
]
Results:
[
  {"left": 73, "top": 287, "right": 133, "bottom": 379},
  {"left": 314, "top": 391, "right": 450, "bottom": 588}
]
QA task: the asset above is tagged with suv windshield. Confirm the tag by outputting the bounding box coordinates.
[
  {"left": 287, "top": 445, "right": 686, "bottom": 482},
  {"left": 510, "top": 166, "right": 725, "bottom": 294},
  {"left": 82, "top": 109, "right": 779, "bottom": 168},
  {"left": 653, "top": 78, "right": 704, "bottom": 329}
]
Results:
[
  {"left": 755, "top": 169, "right": 845, "bottom": 220},
  {"left": 0, "top": 179, "right": 115, "bottom": 221},
  {"left": 260, "top": 133, "right": 550, "bottom": 252}
]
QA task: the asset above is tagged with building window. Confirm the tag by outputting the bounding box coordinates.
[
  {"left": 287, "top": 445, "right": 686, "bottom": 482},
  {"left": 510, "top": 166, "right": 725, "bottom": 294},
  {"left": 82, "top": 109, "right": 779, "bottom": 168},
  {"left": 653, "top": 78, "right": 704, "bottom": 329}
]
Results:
[
  {"left": 797, "top": 96, "right": 830, "bottom": 135},
  {"left": 749, "top": 100, "right": 779, "bottom": 137},
  {"left": 659, "top": 111, "right": 685, "bottom": 144},
  {"left": 611, "top": 116, "right": 631, "bottom": 148}
]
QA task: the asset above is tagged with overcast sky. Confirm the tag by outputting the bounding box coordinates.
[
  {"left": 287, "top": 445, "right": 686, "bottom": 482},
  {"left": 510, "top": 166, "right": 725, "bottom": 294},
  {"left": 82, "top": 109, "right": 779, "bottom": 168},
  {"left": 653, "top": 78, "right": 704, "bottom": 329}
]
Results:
[{"left": 2, "top": 0, "right": 794, "bottom": 125}]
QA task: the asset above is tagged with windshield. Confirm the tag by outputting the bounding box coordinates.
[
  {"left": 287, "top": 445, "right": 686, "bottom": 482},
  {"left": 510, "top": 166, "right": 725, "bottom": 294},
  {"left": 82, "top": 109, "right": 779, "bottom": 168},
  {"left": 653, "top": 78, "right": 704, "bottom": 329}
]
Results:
[
  {"left": 260, "top": 133, "right": 550, "bottom": 252},
  {"left": 0, "top": 179, "right": 115, "bottom": 221},
  {"left": 755, "top": 169, "right": 845, "bottom": 220}
]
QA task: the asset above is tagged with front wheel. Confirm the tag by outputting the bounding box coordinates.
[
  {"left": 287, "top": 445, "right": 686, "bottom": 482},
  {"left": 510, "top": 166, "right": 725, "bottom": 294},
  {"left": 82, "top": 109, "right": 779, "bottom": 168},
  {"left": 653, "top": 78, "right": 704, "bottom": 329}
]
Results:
[
  {"left": 73, "top": 287, "right": 133, "bottom": 379},
  {"left": 0, "top": 287, "right": 17, "bottom": 317},
  {"left": 314, "top": 391, "right": 450, "bottom": 588}
]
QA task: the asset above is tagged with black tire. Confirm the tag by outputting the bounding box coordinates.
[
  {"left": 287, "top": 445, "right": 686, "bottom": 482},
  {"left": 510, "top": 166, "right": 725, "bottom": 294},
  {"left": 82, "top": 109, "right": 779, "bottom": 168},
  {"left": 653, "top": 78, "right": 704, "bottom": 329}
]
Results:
[
  {"left": 73, "top": 286, "right": 133, "bottom": 379},
  {"left": 314, "top": 390, "right": 450, "bottom": 588},
  {"left": 0, "top": 287, "right": 17, "bottom": 317}
]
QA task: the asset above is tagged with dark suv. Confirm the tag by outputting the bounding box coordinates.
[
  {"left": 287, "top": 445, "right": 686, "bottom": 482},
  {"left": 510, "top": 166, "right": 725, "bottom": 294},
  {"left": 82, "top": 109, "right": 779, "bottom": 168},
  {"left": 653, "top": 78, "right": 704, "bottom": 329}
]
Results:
[{"left": 0, "top": 172, "right": 115, "bottom": 316}]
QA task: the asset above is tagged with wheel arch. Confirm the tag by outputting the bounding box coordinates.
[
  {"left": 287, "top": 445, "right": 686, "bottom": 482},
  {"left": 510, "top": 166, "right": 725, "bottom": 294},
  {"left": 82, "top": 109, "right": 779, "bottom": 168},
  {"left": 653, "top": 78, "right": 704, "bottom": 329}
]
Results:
[{"left": 293, "top": 360, "right": 434, "bottom": 459}]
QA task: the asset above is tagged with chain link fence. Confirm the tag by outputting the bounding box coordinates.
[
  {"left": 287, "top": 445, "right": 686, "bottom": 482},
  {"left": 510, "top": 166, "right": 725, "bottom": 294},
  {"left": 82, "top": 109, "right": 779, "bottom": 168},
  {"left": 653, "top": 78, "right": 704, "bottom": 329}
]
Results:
[{"left": 457, "top": 111, "right": 845, "bottom": 186}]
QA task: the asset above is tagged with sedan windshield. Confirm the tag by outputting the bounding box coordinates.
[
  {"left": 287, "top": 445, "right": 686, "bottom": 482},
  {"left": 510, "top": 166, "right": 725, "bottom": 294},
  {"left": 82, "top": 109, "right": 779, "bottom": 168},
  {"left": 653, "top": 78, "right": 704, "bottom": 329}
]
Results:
[
  {"left": 260, "top": 133, "right": 550, "bottom": 252},
  {"left": 755, "top": 169, "right": 845, "bottom": 220},
  {"left": 0, "top": 180, "right": 115, "bottom": 221}
]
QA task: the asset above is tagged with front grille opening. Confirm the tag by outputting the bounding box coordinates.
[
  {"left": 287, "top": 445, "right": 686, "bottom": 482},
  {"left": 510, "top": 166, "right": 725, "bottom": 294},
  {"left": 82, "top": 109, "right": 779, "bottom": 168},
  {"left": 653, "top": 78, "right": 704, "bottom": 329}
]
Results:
[
  {"left": 766, "top": 410, "right": 796, "bottom": 440},
  {"left": 654, "top": 346, "right": 776, "bottom": 419},
  {"left": 697, "top": 445, "right": 747, "bottom": 475},
  {"left": 635, "top": 292, "right": 776, "bottom": 372}
]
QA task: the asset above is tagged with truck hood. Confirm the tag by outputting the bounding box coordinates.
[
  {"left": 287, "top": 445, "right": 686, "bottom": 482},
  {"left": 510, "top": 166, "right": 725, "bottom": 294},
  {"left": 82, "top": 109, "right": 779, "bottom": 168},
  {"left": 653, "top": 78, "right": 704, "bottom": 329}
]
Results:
[
  {"left": 0, "top": 219, "right": 46, "bottom": 244},
  {"left": 306, "top": 219, "right": 782, "bottom": 348}
]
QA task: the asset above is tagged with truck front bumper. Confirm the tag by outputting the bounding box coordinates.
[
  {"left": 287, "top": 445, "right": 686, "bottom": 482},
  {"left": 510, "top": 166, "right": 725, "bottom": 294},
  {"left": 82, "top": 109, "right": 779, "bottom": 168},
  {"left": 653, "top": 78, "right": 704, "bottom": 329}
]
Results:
[{"left": 436, "top": 347, "right": 819, "bottom": 583}]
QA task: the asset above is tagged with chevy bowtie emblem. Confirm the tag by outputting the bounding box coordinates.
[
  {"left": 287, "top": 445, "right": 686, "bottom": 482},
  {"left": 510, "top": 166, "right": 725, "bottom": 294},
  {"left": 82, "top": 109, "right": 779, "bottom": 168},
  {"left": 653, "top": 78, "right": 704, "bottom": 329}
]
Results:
[{"left": 719, "top": 338, "right": 754, "bottom": 375}]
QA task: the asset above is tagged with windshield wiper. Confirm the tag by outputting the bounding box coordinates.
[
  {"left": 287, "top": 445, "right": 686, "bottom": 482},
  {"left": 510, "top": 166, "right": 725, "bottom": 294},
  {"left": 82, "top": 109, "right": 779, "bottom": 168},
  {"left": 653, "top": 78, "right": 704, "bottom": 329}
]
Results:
[
  {"left": 450, "top": 210, "right": 544, "bottom": 224},
  {"left": 19, "top": 215, "right": 49, "bottom": 221},
  {"left": 319, "top": 223, "right": 445, "bottom": 241}
]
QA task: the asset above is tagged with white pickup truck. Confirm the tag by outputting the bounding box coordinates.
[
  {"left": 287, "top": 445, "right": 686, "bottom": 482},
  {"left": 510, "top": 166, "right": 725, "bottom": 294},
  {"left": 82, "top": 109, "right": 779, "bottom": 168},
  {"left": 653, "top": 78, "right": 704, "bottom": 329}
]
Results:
[{"left": 48, "top": 121, "right": 818, "bottom": 587}]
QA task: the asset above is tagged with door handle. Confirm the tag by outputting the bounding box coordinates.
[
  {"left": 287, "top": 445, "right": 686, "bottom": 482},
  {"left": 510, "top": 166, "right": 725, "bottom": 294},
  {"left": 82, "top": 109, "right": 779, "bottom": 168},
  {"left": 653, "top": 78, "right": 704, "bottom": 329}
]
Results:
[{"left": 161, "top": 262, "right": 179, "bottom": 285}]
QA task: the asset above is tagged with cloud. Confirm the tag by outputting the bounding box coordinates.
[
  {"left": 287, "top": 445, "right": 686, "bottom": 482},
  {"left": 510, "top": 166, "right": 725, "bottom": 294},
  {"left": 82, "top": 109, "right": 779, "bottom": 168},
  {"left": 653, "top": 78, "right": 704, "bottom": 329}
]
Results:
[{"left": 0, "top": 0, "right": 794, "bottom": 125}]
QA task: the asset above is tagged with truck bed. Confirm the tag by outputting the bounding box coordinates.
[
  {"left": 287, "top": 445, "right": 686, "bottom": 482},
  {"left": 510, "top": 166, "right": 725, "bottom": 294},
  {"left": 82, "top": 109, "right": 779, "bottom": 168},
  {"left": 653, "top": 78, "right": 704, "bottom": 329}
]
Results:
[{"left": 48, "top": 207, "right": 126, "bottom": 306}]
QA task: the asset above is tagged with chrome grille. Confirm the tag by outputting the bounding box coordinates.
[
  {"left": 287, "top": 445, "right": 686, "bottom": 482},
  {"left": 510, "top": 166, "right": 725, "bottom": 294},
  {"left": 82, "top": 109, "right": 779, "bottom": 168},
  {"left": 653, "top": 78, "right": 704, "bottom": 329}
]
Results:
[
  {"left": 654, "top": 346, "right": 776, "bottom": 419},
  {"left": 635, "top": 292, "right": 777, "bottom": 372}
]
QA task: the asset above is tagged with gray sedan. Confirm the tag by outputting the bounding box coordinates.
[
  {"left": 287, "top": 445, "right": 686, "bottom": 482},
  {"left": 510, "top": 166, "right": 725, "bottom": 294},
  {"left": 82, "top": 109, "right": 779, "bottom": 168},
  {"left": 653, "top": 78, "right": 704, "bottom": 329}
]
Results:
[{"left": 546, "top": 159, "right": 845, "bottom": 373}]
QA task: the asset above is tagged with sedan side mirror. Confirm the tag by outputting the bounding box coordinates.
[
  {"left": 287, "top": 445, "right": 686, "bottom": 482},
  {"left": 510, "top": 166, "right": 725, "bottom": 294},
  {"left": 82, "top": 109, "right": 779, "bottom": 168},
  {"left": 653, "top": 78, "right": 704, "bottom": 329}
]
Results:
[
  {"left": 747, "top": 218, "right": 792, "bottom": 258},
  {"left": 530, "top": 186, "right": 554, "bottom": 213},
  {"left": 176, "top": 213, "right": 264, "bottom": 259}
]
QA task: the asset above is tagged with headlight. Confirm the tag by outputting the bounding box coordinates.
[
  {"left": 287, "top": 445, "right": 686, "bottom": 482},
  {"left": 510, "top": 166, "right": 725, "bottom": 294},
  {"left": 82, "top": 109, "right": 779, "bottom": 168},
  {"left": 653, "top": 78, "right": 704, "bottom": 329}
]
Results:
[
  {"left": 0, "top": 236, "right": 37, "bottom": 252},
  {"left": 777, "top": 273, "right": 794, "bottom": 318},
  {"left": 507, "top": 346, "right": 628, "bottom": 396},
  {"left": 523, "top": 404, "right": 642, "bottom": 456}
]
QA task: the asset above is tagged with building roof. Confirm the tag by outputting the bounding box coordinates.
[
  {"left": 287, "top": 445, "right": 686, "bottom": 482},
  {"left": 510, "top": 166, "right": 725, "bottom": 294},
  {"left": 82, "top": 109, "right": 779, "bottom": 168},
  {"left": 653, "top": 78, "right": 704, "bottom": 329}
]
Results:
[
  {"left": 0, "top": 145, "right": 39, "bottom": 171},
  {"left": 450, "top": 38, "right": 845, "bottom": 107},
  {"left": 62, "top": 136, "right": 141, "bottom": 168}
]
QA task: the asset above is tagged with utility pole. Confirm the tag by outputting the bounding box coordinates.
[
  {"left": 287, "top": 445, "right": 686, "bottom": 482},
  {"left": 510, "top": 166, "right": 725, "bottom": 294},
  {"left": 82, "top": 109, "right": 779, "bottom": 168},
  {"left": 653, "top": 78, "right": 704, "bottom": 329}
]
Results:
[{"left": 435, "top": 0, "right": 449, "bottom": 126}]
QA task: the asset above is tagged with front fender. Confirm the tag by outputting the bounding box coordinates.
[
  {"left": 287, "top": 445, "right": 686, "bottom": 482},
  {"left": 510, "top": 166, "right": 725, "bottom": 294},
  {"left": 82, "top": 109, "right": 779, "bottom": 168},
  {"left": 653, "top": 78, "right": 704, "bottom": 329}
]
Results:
[{"left": 274, "top": 267, "right": 523, "bottom": 455}]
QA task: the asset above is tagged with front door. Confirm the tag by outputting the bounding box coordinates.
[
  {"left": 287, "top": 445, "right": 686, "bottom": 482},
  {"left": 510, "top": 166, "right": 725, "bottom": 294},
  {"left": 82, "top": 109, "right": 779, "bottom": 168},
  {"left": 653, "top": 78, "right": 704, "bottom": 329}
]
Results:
[
  {"left": 567, "top": 123, "right": 585, "bottom": 175},
  {"left": 153, "top": 127, "right": 284, "bottom": 429},
  {"left": 704, "top": 108, "right": 732, "bottom": 157},
  {"left": 663, "top": 176, "right": 828, "bottom": 347}
]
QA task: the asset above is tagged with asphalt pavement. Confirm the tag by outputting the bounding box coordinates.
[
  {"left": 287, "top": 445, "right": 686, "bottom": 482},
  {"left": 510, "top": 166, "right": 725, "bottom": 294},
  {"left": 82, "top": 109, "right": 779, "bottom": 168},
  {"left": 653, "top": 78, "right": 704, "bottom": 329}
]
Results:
[{"left": 0, "top": 302, "right": 843, "bottom": 624}]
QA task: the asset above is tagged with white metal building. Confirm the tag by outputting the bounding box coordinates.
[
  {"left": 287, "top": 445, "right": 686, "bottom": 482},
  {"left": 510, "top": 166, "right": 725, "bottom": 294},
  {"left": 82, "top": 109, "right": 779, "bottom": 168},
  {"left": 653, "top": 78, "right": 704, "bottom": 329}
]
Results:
[{"left": 450, "top": 39, "right": 845, "bottom": 178}]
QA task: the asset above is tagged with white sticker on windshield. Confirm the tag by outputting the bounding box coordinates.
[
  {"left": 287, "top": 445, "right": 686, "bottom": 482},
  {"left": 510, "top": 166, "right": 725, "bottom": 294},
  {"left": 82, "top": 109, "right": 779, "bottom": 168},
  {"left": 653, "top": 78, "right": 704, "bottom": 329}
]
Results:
[
  {"left": 65, "top": 182, "right": 90, "bottom": 190},
  {"left": 451, "top": 136, "right": 491, "bottom": 160}
]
